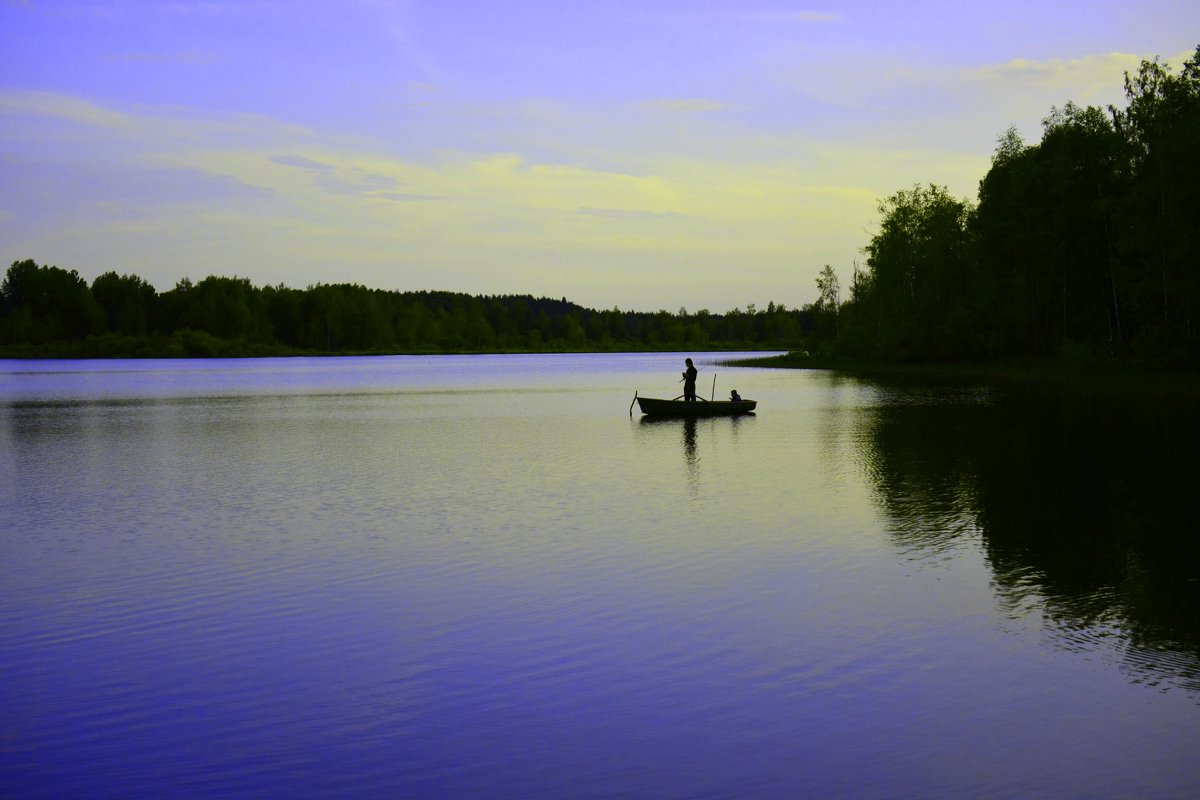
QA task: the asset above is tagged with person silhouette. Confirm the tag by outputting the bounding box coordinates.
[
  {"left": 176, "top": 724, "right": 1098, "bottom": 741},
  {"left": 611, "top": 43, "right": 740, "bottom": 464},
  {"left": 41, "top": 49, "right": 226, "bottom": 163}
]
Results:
[
  {"left": 682, "top": 358, "right": 698, "bottom": 402},
  {"left": 730, "top": 389, "right": 741, "bottom": 402}
]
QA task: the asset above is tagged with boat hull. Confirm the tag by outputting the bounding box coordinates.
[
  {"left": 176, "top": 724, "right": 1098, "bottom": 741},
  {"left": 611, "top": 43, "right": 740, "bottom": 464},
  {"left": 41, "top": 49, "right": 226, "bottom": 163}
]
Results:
[{"left": 636, "top": 397, "right": 757, "bottom": 417}]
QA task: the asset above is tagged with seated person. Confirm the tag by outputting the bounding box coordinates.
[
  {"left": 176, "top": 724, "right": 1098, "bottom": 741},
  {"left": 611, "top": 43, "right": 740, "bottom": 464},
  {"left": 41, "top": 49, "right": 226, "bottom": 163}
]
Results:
[{"left": 729, "top": 389, "right": 742, "bottom": 402}]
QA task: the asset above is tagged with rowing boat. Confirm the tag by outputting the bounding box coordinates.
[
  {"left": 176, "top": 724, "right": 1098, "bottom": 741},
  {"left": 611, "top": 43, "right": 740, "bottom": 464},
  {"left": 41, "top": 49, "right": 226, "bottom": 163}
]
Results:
[{"left": 635, "top": 396, "right": 757, "bottom": 417}]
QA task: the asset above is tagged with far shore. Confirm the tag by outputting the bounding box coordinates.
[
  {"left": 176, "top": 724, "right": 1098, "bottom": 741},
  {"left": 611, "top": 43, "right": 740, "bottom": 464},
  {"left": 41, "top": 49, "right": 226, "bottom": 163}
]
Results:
[{"left": 0, "top": 340, "right": 788, "bottom": 361}]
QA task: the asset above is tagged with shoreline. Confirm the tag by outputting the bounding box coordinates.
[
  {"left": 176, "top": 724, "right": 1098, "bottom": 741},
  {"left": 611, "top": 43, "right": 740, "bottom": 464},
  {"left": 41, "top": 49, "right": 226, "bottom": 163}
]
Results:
[
  {"left": 719, "top": 352, "right": 1200, "bottom": 397},
  {"left": 0, "top": 341, "right": 787, "bottom": 360}
]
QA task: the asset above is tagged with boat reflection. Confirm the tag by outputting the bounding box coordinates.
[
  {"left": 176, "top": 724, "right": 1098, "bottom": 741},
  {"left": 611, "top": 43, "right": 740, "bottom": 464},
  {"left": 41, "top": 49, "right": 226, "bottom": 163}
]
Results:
[{"left": 637, "top": 414, "right": 754, "bottom": 493}]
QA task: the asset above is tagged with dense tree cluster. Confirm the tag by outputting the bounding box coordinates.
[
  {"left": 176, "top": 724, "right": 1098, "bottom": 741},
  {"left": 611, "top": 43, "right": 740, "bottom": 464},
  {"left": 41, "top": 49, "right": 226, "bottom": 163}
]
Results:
[
  {"left": 838, "top": 47, "right": 1200, "bottom": 369},
  {"left": 0, "top": 262, "right": 810, "bottom": 357}
]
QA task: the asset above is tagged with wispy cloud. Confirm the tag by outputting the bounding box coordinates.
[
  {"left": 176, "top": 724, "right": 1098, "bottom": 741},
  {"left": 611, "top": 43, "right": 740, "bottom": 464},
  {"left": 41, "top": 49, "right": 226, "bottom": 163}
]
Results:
[
  {"left": 271, "top": 155, "right": 330, "bottom": 171},
  {"left": 576, "top": 208, "right": 690, "bottom": 221},
  {"left": 359, "top": 0, "right": 444, "bottom": 83},
  {"left": 643, "top": 98, "right": 728, "bottom": 115},
  {"left": 0, "top": 83, "right": 993, "bottom": 307},
  {"left": 102, "top": 50, "right": 219, "bottom": 65},
  {"left": 946, "top": 49, "right": 1196, "bottom": 142},
  {"left": 963, "top": 51, "right": 1150, "bottom": 96},
  {"left": 0, "top": 90, "right": 134, "bottom": 131},
  {"left": 62, "top": 0, "right": 290, "bottom": 18},
  {"left": 0, "top": 152, "right": 267, "bottom": 243},
  {"left": 736, "top": 10, "right": 844, "bottom": 23},
  {"left": 270, "top": 154, "right": 442, "bottom": 202}
]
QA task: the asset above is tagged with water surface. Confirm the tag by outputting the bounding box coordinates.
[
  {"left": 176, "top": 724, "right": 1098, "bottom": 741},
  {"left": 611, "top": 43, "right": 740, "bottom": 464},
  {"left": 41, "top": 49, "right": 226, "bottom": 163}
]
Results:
[{"left": 2, "top": 353, "right": 1198, "bottom": 798}]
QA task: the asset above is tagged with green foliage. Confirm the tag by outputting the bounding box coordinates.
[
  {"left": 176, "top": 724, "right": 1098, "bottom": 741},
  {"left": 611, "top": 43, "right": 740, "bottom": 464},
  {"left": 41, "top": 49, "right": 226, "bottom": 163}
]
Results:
[
  {"left": 836, "top": 45, "right": 1200, "bottom": 370},
  {"left": 812, "top": 264, "right": 840, "bottom": 340},
  {"left": 815, "top": 265, "right": 839, "bottom": 312},
  {"left": 1, "top": 259, "right": 104, "bottom": 344},
  {"left": 840, "top": 184, "right": 976, "bottom": 361},
  {"left": 91, "top": 271, "right": 156, "bottom": 336}
]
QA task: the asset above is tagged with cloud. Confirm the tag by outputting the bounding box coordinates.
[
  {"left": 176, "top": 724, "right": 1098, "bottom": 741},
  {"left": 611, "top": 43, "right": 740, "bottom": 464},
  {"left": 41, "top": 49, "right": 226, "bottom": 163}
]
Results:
[
  {"left": 53, "top": 1, "right": 291, "bottom": 18},
  {"left": 736, "top": 10, "right": 844, "bottom": 23},
  {"left": 0, "top": 88, "right": 314, "bottom": 156},
  {"left": 643, "top": 98, "right": 728, "bottom": 114},
  {"left": 358, "top": 0, "right": 444, "bottom": 83},
  {"left": 271, "top": 155, "right": 331, "bottom": 171},
  {"left": 0, "top": 90, "right": 134, "bottom": 131},
  {"left": 0, "top": 86, "right": 1005, "bottom": 310},
  {"left": 269, "top": 153, "right": 444, "bottom": 201},
  {"left": 576, "top": 208, "right": 690, "bottom": 221},
  {"left": 963, "top": 51, "right": 1149, "bottom": 99},
  {"left": 102, "top": 50, "right": 219, "bottom": 65},
  {"left": 371, "top": 192, "right": 443, "bottom": 202},
  {"left": 942, "top": 48, "right": 1197, "bottom": 144},
  {"left": 0, "top": 152, "right": 267, "bottom": 242}
]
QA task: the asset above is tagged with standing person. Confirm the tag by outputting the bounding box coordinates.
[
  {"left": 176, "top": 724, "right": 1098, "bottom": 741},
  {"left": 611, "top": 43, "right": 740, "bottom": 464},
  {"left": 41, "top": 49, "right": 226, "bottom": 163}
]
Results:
[{"left": 682, "top": 357, "right": 698, "bottom": 402}]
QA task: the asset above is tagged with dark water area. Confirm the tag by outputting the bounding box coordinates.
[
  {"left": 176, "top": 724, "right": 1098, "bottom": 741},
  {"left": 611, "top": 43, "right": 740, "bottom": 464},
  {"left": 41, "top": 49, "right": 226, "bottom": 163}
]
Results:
[
  {"left": 859, "top": 378, "right": 1200, "bottom": 691},
  {"left": 2, "top": 354, "right": 1198, "bottom": 798}
]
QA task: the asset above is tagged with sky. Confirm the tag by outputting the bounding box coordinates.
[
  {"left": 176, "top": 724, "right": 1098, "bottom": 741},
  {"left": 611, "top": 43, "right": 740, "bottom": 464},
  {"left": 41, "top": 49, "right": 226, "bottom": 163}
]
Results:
[{"left": 1, "top": 1, "right": 1197, "bottom": 313}]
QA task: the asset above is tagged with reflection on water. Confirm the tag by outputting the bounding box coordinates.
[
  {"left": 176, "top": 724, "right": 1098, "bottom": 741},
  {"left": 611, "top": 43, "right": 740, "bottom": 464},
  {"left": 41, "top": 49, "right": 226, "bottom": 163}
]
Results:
[
  {"left": 853, "top": 378, "right": 1200, "bottom": 694},
  {"left": 638, "top": 414, "right": 757, "bottom": 495},
  {"left": 683, "top": 417, "right": 698, "bottom": 487}
]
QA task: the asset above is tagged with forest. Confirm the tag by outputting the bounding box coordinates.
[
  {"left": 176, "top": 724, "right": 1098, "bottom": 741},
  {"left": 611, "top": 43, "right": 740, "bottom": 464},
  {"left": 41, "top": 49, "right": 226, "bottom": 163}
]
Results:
[
  {"left": 2, "top": 47, "right": 1197, "bottom": 366},
  {"left": 0, "top": 261, "right": 810, "bottom": 357},
  {"left": 837, "top": 46, "right": 1200, "bottom": 370}
]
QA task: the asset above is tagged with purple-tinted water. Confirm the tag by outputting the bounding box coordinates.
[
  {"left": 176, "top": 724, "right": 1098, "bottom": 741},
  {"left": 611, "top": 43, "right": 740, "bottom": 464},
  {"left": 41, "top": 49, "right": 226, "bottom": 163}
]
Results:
[{"left": 2, "top": 354, "right": 1198, "bottom": 798}]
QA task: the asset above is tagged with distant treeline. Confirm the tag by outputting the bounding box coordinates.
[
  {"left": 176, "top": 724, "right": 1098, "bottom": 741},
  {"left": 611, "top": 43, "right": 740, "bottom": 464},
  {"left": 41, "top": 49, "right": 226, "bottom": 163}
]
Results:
[
  {"left": 838, "top": 46, "right": 1200, "bottom": 370},
  {"left": 0, "top": 260, "right": 813, "bottom": 357}
]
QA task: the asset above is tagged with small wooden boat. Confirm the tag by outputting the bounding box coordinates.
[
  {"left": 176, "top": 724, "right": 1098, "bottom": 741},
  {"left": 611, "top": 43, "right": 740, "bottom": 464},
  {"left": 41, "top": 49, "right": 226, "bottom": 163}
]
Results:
[{"left": 636, "top": 396, "right": 757, "bottom": 417}]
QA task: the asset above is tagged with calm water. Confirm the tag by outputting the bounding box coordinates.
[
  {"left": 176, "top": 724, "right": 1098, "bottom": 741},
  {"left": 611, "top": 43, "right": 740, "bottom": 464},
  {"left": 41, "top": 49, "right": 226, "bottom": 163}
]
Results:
[{"left": 2, "top": 353, "right": 1198, "bottom": 799}]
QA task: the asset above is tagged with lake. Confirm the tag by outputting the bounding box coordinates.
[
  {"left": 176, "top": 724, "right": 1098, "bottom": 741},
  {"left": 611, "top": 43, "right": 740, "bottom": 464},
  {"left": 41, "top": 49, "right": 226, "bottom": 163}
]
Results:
[{"left": 2, "top": 352, "right": 1198, "bottom": 799}]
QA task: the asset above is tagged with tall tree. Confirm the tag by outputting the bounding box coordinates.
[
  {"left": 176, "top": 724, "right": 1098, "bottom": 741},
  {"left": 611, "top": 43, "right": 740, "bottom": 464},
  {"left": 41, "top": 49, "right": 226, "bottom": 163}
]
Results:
[
  {"left": 91, "top": 271, "right": 157, "bottom": 336},
  {"left": 1112, "top": 47, "right": 1200, "bottom": 360},
  {"left": 814, "top": 264, "right": 840, "bottom": 340},
  {"left": 1, "top": 259, "right": 104, "bottom": 343},
  {"left": 847, "top": 185, "right": 975, "bottom": 360}
]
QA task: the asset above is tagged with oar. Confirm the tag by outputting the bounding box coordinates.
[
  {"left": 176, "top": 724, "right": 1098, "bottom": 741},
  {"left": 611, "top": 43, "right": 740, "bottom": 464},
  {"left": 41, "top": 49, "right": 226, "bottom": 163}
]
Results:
[
  {"left": 629, "top": 391, "right": 638, "bottom": 417},
  {"left": 711, "top": 373, "right": 717, "bottom": 401}
]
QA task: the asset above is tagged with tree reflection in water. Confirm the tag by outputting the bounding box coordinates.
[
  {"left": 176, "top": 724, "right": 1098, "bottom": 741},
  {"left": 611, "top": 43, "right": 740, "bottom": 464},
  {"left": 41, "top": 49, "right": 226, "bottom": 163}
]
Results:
[{"left": 854, "top": 379, "right": 1200, "bottom": 695}]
